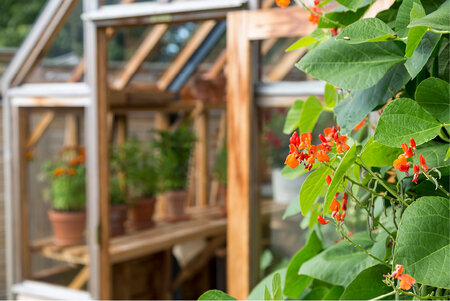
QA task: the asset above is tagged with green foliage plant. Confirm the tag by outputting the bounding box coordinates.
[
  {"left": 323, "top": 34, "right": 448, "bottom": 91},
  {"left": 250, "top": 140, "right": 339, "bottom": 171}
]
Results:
[
  {"left": 41, "top": 146, "right": 86, "bottom": 211},
  {"left": 200, "top": 0, "right": 450, "bottom": 300},
  {"left": 213, "top": 144, "right": 227, "bottom": 186},
  {"left": 154, "top": 125, "right": 196, "bottom": 192}
]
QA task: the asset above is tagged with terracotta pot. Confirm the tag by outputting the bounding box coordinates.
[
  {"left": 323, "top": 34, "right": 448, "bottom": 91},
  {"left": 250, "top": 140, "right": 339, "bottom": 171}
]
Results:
[
  {"left": 164, "top": 190, "right": 188, "bottom": 221},
  {"left": 128, "top": 197, "right": 156, "bottom": 231},
  {"left": 48, "top": 210, "right": 86, "bottom": 246},
  {"left": 219, "top": 185, "right": 227, "bottom": 216},
  {"left": 109, "top": 204, "right": 128, "bottom": 237}
]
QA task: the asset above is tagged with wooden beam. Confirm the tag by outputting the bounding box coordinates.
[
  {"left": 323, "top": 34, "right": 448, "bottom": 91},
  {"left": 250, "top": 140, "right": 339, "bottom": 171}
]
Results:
[
  {"left": 226, "top": 11, "right": 260, "bottom": 299},
  {"left": 157, "top": 21, "right": 217, "bottom": 91},
  {"left": 195, "top": 104, "right": 209, "bottom": 208},
  {"left": 209, "top": 113, "right": 226, "bottom": 206},
  {"left": 26, "top": 111, "right": 55, "bottom": 149},
  {"left": 112, "top": 24, "right": 168, "bottom": 90},
  {"left": 63, "top": 114, "right": 79, "bottom": 147},
  {"left": 266, "top": 48, "right": 307, "bottom": 82},
  {"left": 68, "top": 266, "right": 90, "bottom": 290}
]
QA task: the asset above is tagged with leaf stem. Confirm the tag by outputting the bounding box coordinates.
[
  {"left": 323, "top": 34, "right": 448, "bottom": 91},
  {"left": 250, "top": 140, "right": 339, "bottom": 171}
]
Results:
[
  {"left": 428, "top": 28, "right": 450, "bottom": 34},
  {"left": 369, "top": 290, "right": 395, "bottom": 301}
]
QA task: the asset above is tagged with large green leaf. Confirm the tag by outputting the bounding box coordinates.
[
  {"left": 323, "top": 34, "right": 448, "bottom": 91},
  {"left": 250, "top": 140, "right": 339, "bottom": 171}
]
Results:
[
  {"left": 283, "top": 100, "right": 304, "bottom": 134},
  {"left": 324, "top": 83, "right": 337, "bottom": 108},
  {"left": 395, "top": 0, "right": 421, "bottom": 37},
  {"left": 394, "top": 196, "right": 450, "bottom": 289},
  {"left": 299, "top": 232, "right": 378, "bottom": 286},
  {"left": 281, "top": 164, "right": 312, "bottom": 180},
  {"left": 284, "top": 230, "right": 322, "bottom": 299},
  {"left": 323, "top": 286, "right": 344, "bottom": 300},
  {"left": 340, "top": 265, "right": 392, "bottom": 300},
  {"left": 405, "top": 3, "right": 427, "bottom": 57},
  {"left": 283, "top": 195, "right": 301, "bottom": 219},
  {"left": 334, "top": 64, "right": 410, "bottom": 134},
  {"left": 405, "top": 31, "right": 441, "bottom": 78},
  {"left": 374, "top": 98, "right": 442, "bottom": 147},
  {"left": 297, "top": 39, "right": 405, "bottom": 90},
  {"left": 249, "top": 269, "right": 287, "bottom": 300},
  {"left": 360, "top": 137, "right": 403, "bottom": 167},
  {"left": 324, "top": 145, "right": 356, "bottom": 213},
  {"left": 286, "top": 29, "right": 327, "bottom": 52},
  {"left": 336, "top": 18, "right": 397, "bottom": 44},
  {"left": 199, "top": 290, "right": 237, "bottom": 300},
  {"left": 319, "top": 3, "right": 370, "bottom": 28},
  {"left": 336, "top": 0, "right": 367, "bottom": 11},
  {"left": 299, "top": 96, "right": 323, "bottom": 134},
  {"left": 413, "top": 141, "right": 450, "bottom": 170},
  {"left": 300, "top": 165, "right": 332, "bottom": 216},
  {"left": 415, "top": 77, "right": 450, "bottom": 125},
  {"left": 408, "top": 0, "right": 450, "bottom": 32},
  {"left": 303, "top": 287, "right": 329, "bottom": 300}
]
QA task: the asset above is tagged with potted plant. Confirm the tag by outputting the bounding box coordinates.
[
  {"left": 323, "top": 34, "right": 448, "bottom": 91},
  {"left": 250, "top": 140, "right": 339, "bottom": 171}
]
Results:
[
  {"left": 155, "top": 125, "right": 196, "bottom": 221},
  {"left": 109, "top": 174, "right": 127, "bottom": 236},
  {"left": 112, "top": 139, "right": 158, "bottom": 231},
  {"left": 41, "top": 146, "right": 86, "bottom": 246},
  {"left": 262, "top": 109, "right": 304, "bottom": 204},
  {"left": 213, "top": 144, "right": 227, "bottom": 216}
]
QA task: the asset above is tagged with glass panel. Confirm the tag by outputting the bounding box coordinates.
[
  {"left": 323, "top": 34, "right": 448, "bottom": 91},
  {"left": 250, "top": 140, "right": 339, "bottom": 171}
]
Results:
[{"left": 25, "top": 1, "right": 84, "bottom": 83}]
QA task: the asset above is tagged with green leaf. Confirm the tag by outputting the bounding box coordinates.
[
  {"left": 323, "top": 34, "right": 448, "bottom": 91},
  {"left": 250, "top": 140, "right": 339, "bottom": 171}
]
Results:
[
  {"left": 374, "top": 98, "right": 442, "bottom": 147},
  {"left": 324, "top": 145, "right": 356, "bottom": 213},
  {"left": 249, "top": 269, "right": 287, "bottom": 300},
  {"left": 408, "top": 0, "right": 450, "bottom": 32},
  {"left": 395, "top": 0, "right": 421, "bottom": 37},
  {"left": 318, "top": 3, "right": 370, "bottom": 28},
  {"left": 446, "top": 146, "right": 450, "bottom": 161},
  {"left": 334, "top": 64, "right": 410, "bottom": 134},
  {"left": 394, "top": 196, "right": 450, "bottom": 289},
  {"left": 405, "top": 3, "right": 427, "bottom": 57},
  {"left": 299, "top": 232, "right": 378, "bottom": 286},
  {"left": 323, "top": 286, "right": 344, "bottom": 300},
  {"left": 199, "top": 290, "right": 237, "bottom": 300},
  {"left": 284, "top": 230, "right": 323, "bottom": 299},
  {"left": 286, "top": 29, "right": 327, "bottom": 52},
  {"left": 264, "top": 286, "right": 272, "bottom": 301},
  {"left": 340, "top": 265, "right": 392, "bottom": 300},
  {"left": 412, "top": 141, "right": 450, "bottom": 170},
  {"left": 360, "top": 137, "right": 403, "bottom": 167},
  {"left": 281, "top": 164, "right": 312, "bottom": 180},
  {"left": 336, "top": 0, "right": 367, "bottom": 11},
  {"left": 415, "top": 77, "right": 450, "bottom": 125},
  {"left": 283, "top": 100, "right": 304, "bottom": 134},
  {"left": 297, "top": 39, "right": 406, "bottom": 90},
  {"left": 283, "top": 195, "right": 301, "bottom": 219},
  {"left": 300, "top": 165, "right": 332, "bottom": 216},
  {"left": 272, "top": 273, "right": 283, "bottom": 300},
  {"left": 299, "top": 96, "right": 323, "bottom": 134},
  {"left": 324, "top": 83, "right": 337, "bottom": 108},
  {"left": 336, "top": 18, "right": 397, "bottom": 44},
  {"left": 303, "top": 287, "right": 329, "bottom": 300},
  {"left": 405, "top": 31, "right": 441, "bottom": 78}
]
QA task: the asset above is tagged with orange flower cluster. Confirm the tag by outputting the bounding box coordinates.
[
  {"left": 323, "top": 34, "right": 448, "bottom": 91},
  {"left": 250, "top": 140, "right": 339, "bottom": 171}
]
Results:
[
  {"left": 318, "top": 192, "right": 348, "bottom": 225},
  {"left": 393, "top": 138, "right": 428, "bottom": 183},
  {"left": 389, "top": 264, "right": 416, "bottom": 291},
  {"left": 284, "top": 126, "right": 349, "bottom": 170},
  {"left": 53, "top": 167, "right": 77, "bottom": 177},
  {"left": 275, "top": 0, "right": 290, "bottom": 8}
]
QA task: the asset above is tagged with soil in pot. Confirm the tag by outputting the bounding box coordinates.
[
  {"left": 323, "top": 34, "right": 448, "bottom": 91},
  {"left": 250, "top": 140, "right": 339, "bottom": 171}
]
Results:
[
  {"left": 110, "top": 204, "right": 128, "bottom": 237},
  {"left": 128, "top": 197, "right": 156, "bottom": 231},
  {"left": 164, "top": 190, "right": 189, "bottom": 222},
  {"left": 48, "top": 210, "right": 86, "bottom": 246}
]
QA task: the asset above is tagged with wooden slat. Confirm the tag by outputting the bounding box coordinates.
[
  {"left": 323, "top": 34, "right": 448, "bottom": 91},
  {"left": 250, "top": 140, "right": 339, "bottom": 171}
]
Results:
[
  {"left": 157, "top": 21, "right": 217, "bottom": 91},
  {"left": 68, "top": 267, "right": 90, "bottom": 290},
  {"left": 266, "top": 48, "right": 307, "bottom": 82},
  {"left": 63, "top": 114, "right": 79, "bottom": 147},
  {"left": 112, "top": 24, "right": 169, "bottom": 90},
  {"left": 227, "top": 11, "right": 260, "bottom": 299},
  {"left": 26, "top": 111, "right": 55, "bottom": 149},
  {"left": 195, "top": 104, "right": 209, "bottom": 208}
]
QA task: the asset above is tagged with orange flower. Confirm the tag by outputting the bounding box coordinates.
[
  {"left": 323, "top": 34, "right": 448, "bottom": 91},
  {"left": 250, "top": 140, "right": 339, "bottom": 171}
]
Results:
[
  {"left": 53, "top": 168, "right": 66, "bottom": 177},
  {"left": 284, "top": 153, "right": 299, "bottom": 168},
  {"left": 317, "top": 215, "right": 329, "bottom": 225},
  {"left": 326, "top": 175, "right": 332, "bottom": 185},
  {"left": 299, "top": 132, "right": 313, "bottom": 150},
  {"left": 308, "top": 6, "right": 321, "bottom": 24},
  {"left": 275, "top": 0, "right": 290, "bottom": 8},
  {"left": 316, "top": 150, "right": 329, "bottom": 162},
  {"left": 399, "top": 273, "right": 416, "bottom": 290},
  {"left": 336, "top": 136, "right": 350, "bottom": 154},
  {"left": 393, "top": 154, "right": 410, "bottom": 172},
  {"left": 67, "top": 168, "right": 76, "bottom": 176},
  {"left": 419, "top": 154, "right": 428, "bottom": 172},
  {"left": 353, "top": 119, "right": 366, "bottom": 130},
  {"left": 401, "top": 143, "right": 414, "bottom": 158},
  {"left": 412, "top": 164, "right": 419, "bottom": 183},
  {"left": 410, "top": 138, "right": 416, "bottom": 150},
  {"left": 329, "top": 198, "right": 340, "bottom": 212}
]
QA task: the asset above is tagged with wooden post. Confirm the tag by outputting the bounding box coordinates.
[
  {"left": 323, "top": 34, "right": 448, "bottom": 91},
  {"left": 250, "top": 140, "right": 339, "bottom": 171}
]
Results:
[
  {"left": 195, "top": 102, "right": 209, "bottom": 208},
  {"left": 155, "top": 113, "right": 170, "bottom": 217},
  {"left": 227, "top": 11, "right": 260, "bottom": 299},
  {"left": 64, "top": 114, "right": 79, "bottom": 147}
]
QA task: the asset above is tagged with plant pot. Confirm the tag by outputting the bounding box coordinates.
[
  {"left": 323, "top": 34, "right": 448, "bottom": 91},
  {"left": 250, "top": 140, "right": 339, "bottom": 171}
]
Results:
[
  {"left": 48, "top": 210, "right": 86, "bottom": 246},
  {"left": 128, "top": 197, "right": 156, "bottom": 231},
  {"left": 109, "top": 204, "right": 128, "bottom": 237},
  {"left": 271, "top": 168, "right": 310, "bottom": 204},
  {"left": 219, "top": 185, "right": 227, "bottom": 216},
  {"left": 164, "top": 190, "right": 189, "bottom": 222}
]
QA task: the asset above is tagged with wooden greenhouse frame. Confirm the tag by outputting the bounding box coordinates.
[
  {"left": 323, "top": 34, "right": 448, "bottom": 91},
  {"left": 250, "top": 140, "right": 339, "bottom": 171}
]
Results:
[{"left": 0, "top": 0, "right": 372, "bottom": 299}]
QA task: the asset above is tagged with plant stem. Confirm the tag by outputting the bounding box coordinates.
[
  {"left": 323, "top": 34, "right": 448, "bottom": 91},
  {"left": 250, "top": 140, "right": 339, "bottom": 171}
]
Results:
[
  {"left": 345, "top": 176, "right": 394, "bottom": 201},
  {"left": 369, "top": 290, "right": 395, "bottom": 301},
  {"left": 357, "top": 158, "right": 409, "bottom": 207},
  {"left": 423, "top": 172, "right": 450, "bottom": 197},
  {"left": 428, "top": 28, "right": 450, "bottom": 34}
]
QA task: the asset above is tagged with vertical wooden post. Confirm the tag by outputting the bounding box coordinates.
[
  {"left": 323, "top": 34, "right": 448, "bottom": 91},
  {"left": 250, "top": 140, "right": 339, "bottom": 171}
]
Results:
[
  {"left": 155, "top": 113, "right": 169, "bottom": 217},
  {"left": 64, "top": 114, "right": 79, "bottom": 147},
  {"left": 227, "top": 11, "right": 260, "bottom": 299},
  {"left": 195, "top": 103, "right": 209, "bottom": 208},
  {"left": 12, "top": 107, "right": 31, "bottom": 280}
]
